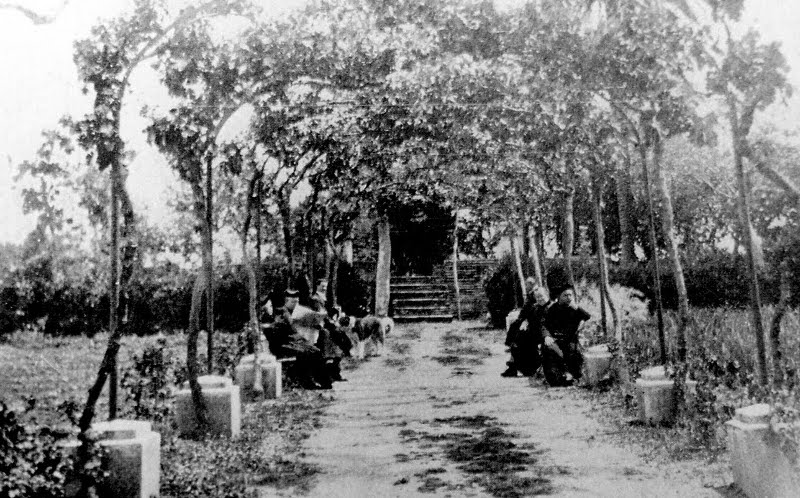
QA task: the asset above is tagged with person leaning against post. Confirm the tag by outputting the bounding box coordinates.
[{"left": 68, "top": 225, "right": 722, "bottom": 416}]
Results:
[{"left": 541, "top": 285, "right": 590, "bottom": 387}]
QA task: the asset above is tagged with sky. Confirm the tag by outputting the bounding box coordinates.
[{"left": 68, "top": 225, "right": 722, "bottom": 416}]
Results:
[{"left": 1, "top": 0, "right": 799, "bottom": 245}]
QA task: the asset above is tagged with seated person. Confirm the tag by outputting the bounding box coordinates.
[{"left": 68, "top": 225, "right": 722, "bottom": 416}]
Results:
[
  {"left": 541, "top": 285, "right": 590, "bottom": 387},
  {"left": 264, "top": 289, "right": 333, "bottom": 390},
  {"left": 502, "top": 283, "right": 551, "bottom": 378}
]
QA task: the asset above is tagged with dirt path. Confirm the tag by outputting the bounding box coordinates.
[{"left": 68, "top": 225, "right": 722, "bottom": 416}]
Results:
[{"left": 260, "top": 321, "right": 734, "bottom": 497}]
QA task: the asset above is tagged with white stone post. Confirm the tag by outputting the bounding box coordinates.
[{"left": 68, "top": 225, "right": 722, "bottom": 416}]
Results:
[
  {"left": 64, "top": 419, "right": 160, "bottom": 498},
  {"left": 175, "top": 375, "right": 241, "bottom": 438},
  {"left": 582, "top": 344, "right": 613, "bottom": 386},
  {"left": 726, "top": 403, "right": 800, "bottom": 498},
  {"left": 635, "top": 365, "right": 676, "bottom": 425},
  {"left": 235, "top": 350, "right": 282, "bottom": 400}
]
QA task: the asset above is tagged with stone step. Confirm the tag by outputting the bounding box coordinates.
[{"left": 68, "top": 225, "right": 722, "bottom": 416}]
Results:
[
  {"left": 393, "top": 297, "right": 450, "bottom": 305},
  {"left": 393, "top": 305, "right": 452, "bottom": 314},
  {"left": 391, "top": 281, "right": 451, "bottom": 289},
  {"left": 394, "top": 313, "right": 454, "bottom": 323},
  {"left": 391, "top": 288, "right": 451, "bottom": 297}
]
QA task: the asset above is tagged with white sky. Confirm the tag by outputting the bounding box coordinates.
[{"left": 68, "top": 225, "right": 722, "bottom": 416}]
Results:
[{"left": 0, "top": 0, "right": 799, "bottom": 244}]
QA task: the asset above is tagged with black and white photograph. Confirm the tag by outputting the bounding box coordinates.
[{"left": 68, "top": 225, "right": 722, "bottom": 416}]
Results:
[{"left": 1, "top": 0, "right": 800, "bottom": 496}]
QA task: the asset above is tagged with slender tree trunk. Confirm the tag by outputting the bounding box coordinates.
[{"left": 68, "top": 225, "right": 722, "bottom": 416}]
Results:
[
  {"left": 330, "top": 241, "right": 340, "bottom": 308},
  {"left": 78, "top": 162, "right": 123, "bottom": 433},
  {"left": 255, "top": 178, "right": 262, "bottom": 319},
  {"left": 591, "top": 173, "right": 630, "bottom": 386},
  {"left": 730, "top": 109, "right": 769, "bottom": 385},
  {"left": 186, "top": 271, "right": 209, "bottom": 433},
  {"left": 591, "top": 176, "right": 609, "bottom": 338},
  {"left": 522, "top": 220, "right": 531, "bottom": 257},
  {"left": 242, "top": 174, "right": 263, "bottom": 392},
  {"left": 375, "top": 214, "right": 391, "bottom": 316},
  {"left": 562, "top": 188, "right": 576, "bottom": 289},
  {"left": 205, "top": 155, "right": 214, "bottom": 374},
  {"left": 615, "top": 161, "right": 636, "bottom": 264},
  {"left": 510, "top": 229, "right": 526, "bottom": 306},
  {"left": 108, "top": 160, "right": 120, "bottom": 420},
  {"left": 638, "top": 137, "right": 667, "bottom": 365},
  {"left": 528, "top": 220, "right": 544, "bottom": 287},
  {"left": 453, "top": 210, "right": 462, "bottom": 320},
  {"left": 770, "top": 262, "right": 791, "bottom": 386},
  {"left": 537, "top": 221, "right": 547, "bottom": 289},
  {"left": 653, "top": 137, "right": 689, "bottom": 362},
  {"left": 278, "top": 191, "right": 294, "bottom": 280}
]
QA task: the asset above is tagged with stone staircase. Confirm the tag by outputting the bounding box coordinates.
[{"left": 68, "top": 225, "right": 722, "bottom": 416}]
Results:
[
  {"left": 390, "top": 275, "right": 454, "bottom": 322},
  {"left": 390, "top": 260, "right": 497, "bottom": 322}
]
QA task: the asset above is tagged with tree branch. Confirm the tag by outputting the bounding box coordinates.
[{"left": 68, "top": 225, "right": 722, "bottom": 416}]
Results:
[{"left": 0, "top": 1, "right": 69, "bottom": 24}]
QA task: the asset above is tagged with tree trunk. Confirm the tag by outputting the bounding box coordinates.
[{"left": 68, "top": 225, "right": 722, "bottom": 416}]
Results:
[
  {"left": 638, "top": 136, "right": 667, "bottom": 365},
  {"left": 330, "top": 241, "right": 340, "bottom": 308},
  {"left": 730, "top": 108, "right": 769, "bottom": 385},
  {"left": 591, "top": 173, "right": 630, "bottom": 387},
  {"left": 255, "top": 178, "right": 262, "bottom": 321},
  {"left": 242, "top": 174, "right": 263, "bottom": 392},
  {"left": 510, "top": 230, "right": 527, "bottom": 305},
  {"left": 375, "top": 215, "right": 391, "bottom": 317},
  {"left": 186, "top": 271, "right": 209, "bottom": 433},
  {"left": 108, "top": 160, "right": 120, "bottom": 420},
  {"left": 770, "top": 262, "right": 791, "bottom": 386},
  {"left": 522, "top": 220, "right": 531, "bottom": 257},
  {"left": 205, "top": 155, "right": 214, "bottom": 374},
  {"left": 537, "top": 221, "right": 547, "bottom": 290},
  {"left": 528, "top": 220, "right": 544, "bottom": 287},
  {"left": 562, "top": 188, "right": 576, "bottom": 289},
  {"left": 278, "top": 191, "right": 294, "bottom": 280},
  {"left": 453, "top": 210, "right": 462, "bottom": 321},
  {"left": 615, "top": 161, "right": 636, "bottom": 265},
  {"left": 653, "top": 137, "right": 689, "bottom": 362},
  {"left": 78, "top": 162, "right": 123, "bottom": 433}
]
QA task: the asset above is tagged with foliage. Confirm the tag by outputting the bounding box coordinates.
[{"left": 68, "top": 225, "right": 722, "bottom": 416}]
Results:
[
  {"left": 121, "top": 338, "right": 178, "bottom": 422},
  {"left": 0, "top": 401, "right": 107, "bottom": 498}
]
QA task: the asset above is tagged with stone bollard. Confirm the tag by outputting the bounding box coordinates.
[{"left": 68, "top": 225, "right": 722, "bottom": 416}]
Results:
[
  {"left": 726, "top": 404, "right": 800, "bottom": 498},
  {"left": 235, "top": 352, "right": 282, "bottom": 400},
  {"left": 582, "top": 344, "right": 613, "bottom": 386},
  {"left": 175, "top": 375, "right": 241, "bottom": 438},
  {"left": 64, "top": 419, "right": 160, "bottom": 498},
  {"left": 635, "top": 366, "right": 676, "bottom": 425}
]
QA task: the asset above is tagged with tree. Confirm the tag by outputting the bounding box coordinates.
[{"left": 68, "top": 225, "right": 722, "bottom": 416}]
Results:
[{"left": 707, "top": 23, "right": 792, "bottom": 384}]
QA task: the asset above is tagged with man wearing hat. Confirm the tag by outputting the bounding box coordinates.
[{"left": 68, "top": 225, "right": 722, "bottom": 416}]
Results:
[
  {"left": 541, "top": 285, "right": 590, "bottom": 386},
  {"left": 265, "top": 289, "right": 334, "bottom": 389}
]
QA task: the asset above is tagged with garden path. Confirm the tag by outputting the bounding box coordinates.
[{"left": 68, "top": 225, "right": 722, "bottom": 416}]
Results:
[{"left": 260, "top": 321, "right": 737, "bottom": 497}]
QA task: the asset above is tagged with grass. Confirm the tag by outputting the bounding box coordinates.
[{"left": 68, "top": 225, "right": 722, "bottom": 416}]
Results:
[{"left": 0, "top": 329, "right": 335, "bottom": 497}]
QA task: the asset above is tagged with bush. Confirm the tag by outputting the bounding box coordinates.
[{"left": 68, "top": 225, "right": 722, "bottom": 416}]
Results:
[
  {"left": 0, "top": 401, "right": 107, "bottom": 498},
  {"left": 121, "top": 338, "right": 179, "bottom": 422},
  {"left": 336, "top": 262, "right": 371, "bottom": 317}
]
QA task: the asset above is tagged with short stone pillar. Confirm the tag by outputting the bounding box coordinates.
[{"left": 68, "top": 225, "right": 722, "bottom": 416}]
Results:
[
  {"left": 64, "top": 419, "right": 160, "bottom": 498},
  {"left": 635, "top": 366, "right": 676, "bottom": 425},
  {"left": 175, "top": 375, "right": 241, "bottom": 438},
  {"left": 235, "top": 352, "right": 282, "bottom": 400},
  {"left": 726, "top": 404, "right": 800, "bottom": 498},
  {"left": 582, "top": 344, "right": 613, "bottom": 386}
]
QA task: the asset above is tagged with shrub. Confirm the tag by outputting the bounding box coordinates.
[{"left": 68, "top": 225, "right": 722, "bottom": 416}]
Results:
[
  {"left": 336, "top": 262, "right": 371, "bottom": 317},
  {"left": 121, "top": 337, "right": 179, "bottom": 422},
  {"left": 0, "top": 401, "right": 107, "bottom": 498}
]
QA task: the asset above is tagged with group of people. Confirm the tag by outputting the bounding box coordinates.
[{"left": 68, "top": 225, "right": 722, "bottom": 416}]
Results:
[
  {"left": 502, "top": 278, "right": 591, "bottom": 387},
  {"left": 260, "top": 279, "right": 355, "bottom": 390}
]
